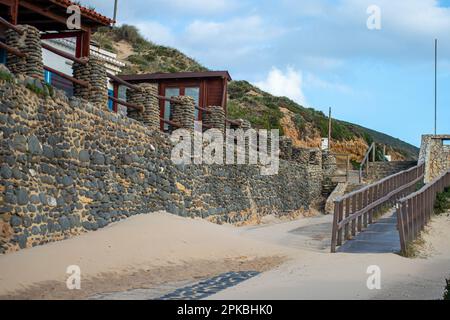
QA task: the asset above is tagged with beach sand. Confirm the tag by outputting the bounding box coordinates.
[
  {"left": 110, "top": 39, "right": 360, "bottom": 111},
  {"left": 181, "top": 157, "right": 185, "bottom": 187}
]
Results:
[
  {"left": 1, "top": 211, "right": 449, "bottom": 300},
  {"left": 0, "top": 211, "right": 290, "bottom": 299}
]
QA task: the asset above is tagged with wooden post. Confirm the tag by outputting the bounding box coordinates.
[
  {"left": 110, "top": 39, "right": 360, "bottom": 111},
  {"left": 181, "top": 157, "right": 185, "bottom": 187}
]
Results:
[
  {"left": 331, "top": 200, "right": 340, "bottom": 253},
  {"left": 337, "top": 201, "right": 344, "bottom": 246},
  {"left": 113, "top": 82, "right": 119, "bottom": 113},
  {"left": 328, "top": 107, "right": 332, "bottom": 151},
  {"left": 10, "top": 0, "right": 19, "bottom": 25},
  {"left": 346, "top": 155, "right": 350, "bottom": 182},
  {"left": 372, "top": 143, "right": 376, "bottom": 162}
]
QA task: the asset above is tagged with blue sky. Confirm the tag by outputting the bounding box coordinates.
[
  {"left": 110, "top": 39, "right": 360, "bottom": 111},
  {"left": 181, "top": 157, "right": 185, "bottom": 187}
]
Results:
[{"left": 81, "top": 0, "right": 450, "bottom": 147}]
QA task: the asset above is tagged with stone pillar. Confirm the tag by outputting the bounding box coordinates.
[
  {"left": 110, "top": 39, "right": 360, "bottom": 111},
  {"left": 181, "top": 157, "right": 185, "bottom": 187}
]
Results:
[
  {"left": 171, "top": 96, "right": 195, "bottom": 131},
  {"left": 280, "top": 136, "right": 293, "bottom": 160},
  {"left": 141, "top": 84, "right": 160, "bottom": 130},
  {"left": 126, "top": 86, "right": 145, "bottom": 122},
  {"left": 73, "top": 57, "right": 108, "bottom": 106},
  {"left": 202, "top": 106, "right": 225, "bottom": 132},
  {"left": 5, "top": 25, "right": 43, "bottom": 80},
  {"left": 239, "top": 119, "right": 252, "bottom": 131},
  {"left": 322, "top": 151, "right": 337, "bottom": 176}
]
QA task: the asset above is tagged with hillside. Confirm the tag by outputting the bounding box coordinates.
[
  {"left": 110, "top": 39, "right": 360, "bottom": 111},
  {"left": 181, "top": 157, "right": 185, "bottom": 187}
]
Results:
[{"left": 92, "top": 25, "right": 419, "bottom": 162}]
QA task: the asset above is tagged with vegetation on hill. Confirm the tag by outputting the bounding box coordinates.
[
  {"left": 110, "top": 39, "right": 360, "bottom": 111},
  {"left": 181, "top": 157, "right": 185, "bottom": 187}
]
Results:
[
  {"left": 92, "top": 25, "right": 419, "bottom": 161},
  {"left": 93, "top": 25, "right": 206, "bottom": 74}
]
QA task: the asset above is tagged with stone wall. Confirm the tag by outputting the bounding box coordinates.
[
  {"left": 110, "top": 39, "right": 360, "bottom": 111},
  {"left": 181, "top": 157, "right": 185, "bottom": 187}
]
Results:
[
  {"left": 364, "top": 161, "right": 418, "bottom": 181},
  {"left": 419, "top": 134, "right": 450, "bottom": 183},
  {"left": 0, "top": 78, "right": 323, "bottom": 253}
]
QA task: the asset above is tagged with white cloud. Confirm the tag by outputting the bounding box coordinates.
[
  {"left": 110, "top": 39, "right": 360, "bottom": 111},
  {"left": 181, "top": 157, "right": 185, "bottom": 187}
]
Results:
[
  {"left": 184, "top": 16, "right": 285, "bottom": 50},
  {"left": 155, "top": 0, "right": 238, "bottom": 14},
  {"left": 133, "top": 21, "right": 176, "bottom": 47},
  {"left": 304, "top": 73, "right": 352, "bottom": 94},
  {"left": 254, "top": 67, "right": 307, "bottom": 105}
]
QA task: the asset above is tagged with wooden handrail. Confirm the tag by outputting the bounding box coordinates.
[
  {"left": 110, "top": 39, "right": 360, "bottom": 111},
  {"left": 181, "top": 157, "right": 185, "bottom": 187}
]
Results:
[
  {"left": 0, "top": 17, "right": 24, "bottom": 34},
  {"left": 41, "top": 42, "right": 88, "bottom": 65},
  {"left": 337, "top": 174, "right": 424, "bottom": 229},
  {"left": 331, "top": 163, "right": 425, "bottom": 253},
  {"left": 108, "top": 96, "right": 142, "bottom": 111},
  {"left": 107, "top": 73, "right": 140, "bottom": 91},
  {"left": 0, "top": 40, "right": 26, "bottom": 58},
  {"left": 107, "top": 73, "right": 182, "bottom": 103},
  {"left": 196, "top": 106, "right": 212, "bottom": 114},
  {"left": 397, "top": 170, "right": 450, "bottom": 254},
  {"left": 226, "top": 118, "right": 241, "bottom": 126},
  {"left": 160, "top": 118, "right": 181, "bottom": 128},
  {"left": 339, "top": 163, "right": 423, "bottom": 202},
  {"left": 44, "top": 66, "right": 89, "bottom": 87}
]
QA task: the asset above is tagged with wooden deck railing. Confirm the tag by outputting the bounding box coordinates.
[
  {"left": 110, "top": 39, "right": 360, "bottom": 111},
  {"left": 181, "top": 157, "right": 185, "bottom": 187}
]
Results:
[
  {"left": 41, "top": 42, "right": 88, "bottom": 65},
  {"left": 331, "top": 162, "right": 425, "bottom": 252},
  {"left": 397, "top": 169, "right": 450, "bottom": 255},
  {"left": 1, "top": 19, "right": 230, "bottom": 131},
  {"left": 0, "top": 17, "right": 26, "bottom": 58},
  {"left": 0, "top": 16, "right": 23, "bottom": 34},
  {"left": 0, "top": 40, "right": 26, "bottom": 58}
]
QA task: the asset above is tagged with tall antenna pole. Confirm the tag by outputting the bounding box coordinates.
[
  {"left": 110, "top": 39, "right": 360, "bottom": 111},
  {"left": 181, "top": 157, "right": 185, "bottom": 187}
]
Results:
[
  {"left": 328, "top": 107, "right": 332, "bottom": 151},
  {"left": 435, "top": 38, "right": 437, "bottom": 136},
  {"left": 113, "top": 0, "right": 118, "bottom": 26}
]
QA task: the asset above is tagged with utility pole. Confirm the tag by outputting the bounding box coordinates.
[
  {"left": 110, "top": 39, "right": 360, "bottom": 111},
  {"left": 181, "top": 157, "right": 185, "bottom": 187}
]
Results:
[
  {"left": 113, "top": 0, "right": 118, "bottom": 26},
  {"left": 328, "top": 107, "right": 332, "bottom": 151},
  {"left": 435, "top": 38, "right": 438, "bottom": 136}
]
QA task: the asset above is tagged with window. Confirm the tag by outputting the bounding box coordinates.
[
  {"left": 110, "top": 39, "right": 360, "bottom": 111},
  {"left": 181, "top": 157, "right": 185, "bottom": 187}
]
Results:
[
  {"left": 161, "top": 84, "right": 201, "bottom": 131},
  {"left": 164, "top": 87, "right": 180, "bottom": 131}
]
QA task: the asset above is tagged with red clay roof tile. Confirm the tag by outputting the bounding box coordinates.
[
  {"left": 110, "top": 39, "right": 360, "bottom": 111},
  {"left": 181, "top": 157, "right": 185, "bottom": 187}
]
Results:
[{"left": 50, "top": 0, "right": 115, "bottom": 26}]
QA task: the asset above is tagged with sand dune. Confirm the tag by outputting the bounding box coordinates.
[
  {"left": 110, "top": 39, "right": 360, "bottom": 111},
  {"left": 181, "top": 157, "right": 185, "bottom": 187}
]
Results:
[{"left": 0, "top": 211, "right": 290, "bottom": 299}]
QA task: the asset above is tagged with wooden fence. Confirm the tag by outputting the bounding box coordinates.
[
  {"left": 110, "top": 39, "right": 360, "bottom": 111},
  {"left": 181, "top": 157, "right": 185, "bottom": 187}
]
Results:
[
  {"left": 331, "top": 162, "right": 425, "bottom": 252},
  {"left": 397, "top": 169, "right": 450, "bottom": 255}
]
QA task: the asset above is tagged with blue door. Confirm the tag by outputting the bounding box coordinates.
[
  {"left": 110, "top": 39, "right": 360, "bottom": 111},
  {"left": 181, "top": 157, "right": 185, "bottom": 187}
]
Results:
[{"left": 108, "top": 89, "right": 114, "bottom": 111}]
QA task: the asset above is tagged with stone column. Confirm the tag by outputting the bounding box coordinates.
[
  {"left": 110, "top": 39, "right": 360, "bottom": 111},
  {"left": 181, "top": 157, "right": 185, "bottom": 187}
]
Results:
[
  {"left": 141, "top": 84, "right": 160, "bottom": 130},
  {"left": 126, "top": 86, "right": 145, "bottom": 122},
  {"left": 279, "top": 136, "right": 293, "bottom": 160},
  {"left": 202, "top": 106, "right": 225, "bottom": 132},
  {"left": 171, "top": 96, "right": 195, "bottom": 131},
  {"left": 73, "top": 57, "right": 108, "bottom": 106},
  {"left": 5, "top": 25, "right": 43, "bottom": 80}
]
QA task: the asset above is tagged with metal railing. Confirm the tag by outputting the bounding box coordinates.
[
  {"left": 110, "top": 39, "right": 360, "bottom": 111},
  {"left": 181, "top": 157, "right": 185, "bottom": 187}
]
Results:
[
  {"left": 396, "top": 169, "right": 450, "bottom": 255},
  {"left": 331, "top": 162, "right": 424, "bottom": 252}
]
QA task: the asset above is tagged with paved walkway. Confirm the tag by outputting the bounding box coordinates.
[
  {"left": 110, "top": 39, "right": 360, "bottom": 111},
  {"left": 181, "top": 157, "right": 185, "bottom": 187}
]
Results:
[{"left": 338, "top": 210, "right": 401, "bottom": 254}]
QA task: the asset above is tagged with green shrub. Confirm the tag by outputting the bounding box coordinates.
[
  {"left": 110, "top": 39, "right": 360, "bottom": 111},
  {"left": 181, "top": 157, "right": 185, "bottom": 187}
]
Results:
[
  {"left": 25, "top": 82, "right": 54, "bottom": 97},
  {"left": 0, "top": 70, "right": 13, "bottom": 82},
  {"left": 434, "top": 187, "right": 450, "bottom": 215},
  {"left": 351, "top": 159, "right": 361, "bottom": 170}
]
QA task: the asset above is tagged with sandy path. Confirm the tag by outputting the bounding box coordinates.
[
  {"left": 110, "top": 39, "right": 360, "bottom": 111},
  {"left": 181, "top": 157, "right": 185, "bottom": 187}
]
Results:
[
  {"left": 209, "top": 214, "right": 450, "bottom": 300},
  {"left": 1, "top": 211, "right": 449, "bottom": 300},
  {"left": 0, "top": 212, "right": 292, "bottom": 299}
]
